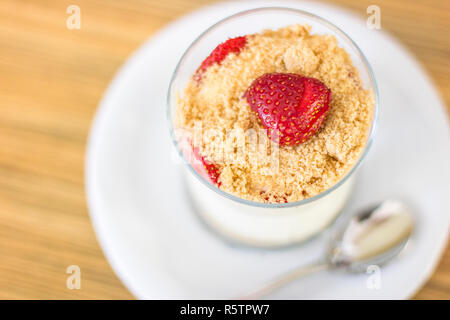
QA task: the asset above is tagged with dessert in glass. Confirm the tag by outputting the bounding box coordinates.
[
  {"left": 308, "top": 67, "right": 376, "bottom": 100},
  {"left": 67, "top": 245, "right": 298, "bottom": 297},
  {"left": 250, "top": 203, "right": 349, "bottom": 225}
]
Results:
[{"left": 168, "top": 8, "right": 378, "bottom": 247}]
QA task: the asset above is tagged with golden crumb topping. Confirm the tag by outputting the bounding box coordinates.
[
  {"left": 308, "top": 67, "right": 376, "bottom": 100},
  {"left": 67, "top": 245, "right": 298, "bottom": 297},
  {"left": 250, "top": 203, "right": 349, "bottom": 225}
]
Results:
[{"left": 176, "top": 25, "right": 374, "bottom": 203}]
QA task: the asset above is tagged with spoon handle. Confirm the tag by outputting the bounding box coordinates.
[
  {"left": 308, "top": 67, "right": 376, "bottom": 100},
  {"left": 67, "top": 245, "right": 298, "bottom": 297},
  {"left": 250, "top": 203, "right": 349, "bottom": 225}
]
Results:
[{"left": 238, "top": 262, "right": 329, "bottom": 299}]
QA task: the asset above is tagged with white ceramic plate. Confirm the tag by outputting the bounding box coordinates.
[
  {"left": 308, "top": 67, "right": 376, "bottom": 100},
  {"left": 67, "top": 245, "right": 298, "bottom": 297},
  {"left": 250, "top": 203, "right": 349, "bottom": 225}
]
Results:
[{"left": 86, "top": 1, "right": 450, "bottom": 299}]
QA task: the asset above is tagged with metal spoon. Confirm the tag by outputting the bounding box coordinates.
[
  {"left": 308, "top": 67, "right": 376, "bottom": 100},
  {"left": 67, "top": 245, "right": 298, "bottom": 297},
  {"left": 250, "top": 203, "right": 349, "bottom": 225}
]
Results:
[{"left": 241, "top": 199, "right": 414, "bottom": 299}]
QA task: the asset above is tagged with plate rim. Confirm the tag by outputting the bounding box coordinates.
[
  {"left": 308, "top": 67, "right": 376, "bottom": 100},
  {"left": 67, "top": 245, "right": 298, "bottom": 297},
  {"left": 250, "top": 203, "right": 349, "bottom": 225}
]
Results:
[{"left": 85, "top": 0, "right": 450, "bottom": 300}]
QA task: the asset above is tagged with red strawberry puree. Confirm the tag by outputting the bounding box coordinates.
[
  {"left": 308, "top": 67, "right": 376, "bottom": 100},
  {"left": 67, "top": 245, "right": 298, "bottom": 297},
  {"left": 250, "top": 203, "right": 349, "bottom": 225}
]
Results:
[{"left": 176, "top": 25, "right": 374, "bottom": 203}]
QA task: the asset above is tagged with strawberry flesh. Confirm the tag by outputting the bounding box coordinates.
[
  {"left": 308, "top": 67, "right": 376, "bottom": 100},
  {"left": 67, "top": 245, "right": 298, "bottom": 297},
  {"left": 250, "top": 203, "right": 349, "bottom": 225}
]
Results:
[
  {"left": 244, "top": 73, "right": 331, "bottom": 146},
  {"left": 178, "top": 136, "right": 221, "bottom": 186},
  {"left": 192, "top": 146, "right": 221, "bottom": 186},
  {"left": 195, "top": 36, "right": 247, "bottom": 80}
]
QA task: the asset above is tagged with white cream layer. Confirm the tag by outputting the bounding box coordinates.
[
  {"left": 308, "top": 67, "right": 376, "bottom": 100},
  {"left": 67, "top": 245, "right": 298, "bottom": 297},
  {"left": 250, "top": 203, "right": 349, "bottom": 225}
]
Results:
[{"left": 186, "top": 172, "right": 355, "bottom": 247}]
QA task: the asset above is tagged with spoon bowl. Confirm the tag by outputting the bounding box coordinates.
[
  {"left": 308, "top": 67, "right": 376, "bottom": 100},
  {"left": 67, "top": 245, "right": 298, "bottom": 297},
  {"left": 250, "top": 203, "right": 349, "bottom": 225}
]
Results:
[
  {"left": 241, "top": 199, "right": 414, "bottom": 299},
  {"left": 328, "top": 199, "right": 414, "bottom": 272}
]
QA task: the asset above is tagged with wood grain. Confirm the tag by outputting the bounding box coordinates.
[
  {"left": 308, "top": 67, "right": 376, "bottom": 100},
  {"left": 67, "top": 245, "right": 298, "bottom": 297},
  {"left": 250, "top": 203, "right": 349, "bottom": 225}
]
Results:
[{"left": 0, "top": 0, "right": 448, "bottom": 299}]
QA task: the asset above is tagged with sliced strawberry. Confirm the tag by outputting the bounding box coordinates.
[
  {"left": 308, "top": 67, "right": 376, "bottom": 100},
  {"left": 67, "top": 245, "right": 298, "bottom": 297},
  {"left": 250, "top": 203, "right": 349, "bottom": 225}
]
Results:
[
  {"left": 195, "top": 36, "right": 247, "bottom": 80},
  {"left": 244, "top": 73, "right": 331, "bottom": 146},
  {"left": 191, "top": 146, "right": 221, "bottom": 186},
  {"left": 178, "top": 136, "right": 221, "bottom": 186}
]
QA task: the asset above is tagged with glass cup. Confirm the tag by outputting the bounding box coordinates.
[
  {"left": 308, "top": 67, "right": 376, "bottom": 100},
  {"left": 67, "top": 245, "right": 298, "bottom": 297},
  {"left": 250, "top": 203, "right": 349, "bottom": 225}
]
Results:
[{"left": 167, "top": 7, "right": 378, "bottom": 247}]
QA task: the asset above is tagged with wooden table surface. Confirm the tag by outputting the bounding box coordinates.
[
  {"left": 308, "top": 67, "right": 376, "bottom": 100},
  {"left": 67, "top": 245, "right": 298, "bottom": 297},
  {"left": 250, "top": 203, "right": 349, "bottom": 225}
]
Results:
[{"left": 0, "top": 0, "right": 449, "bottom": 299}]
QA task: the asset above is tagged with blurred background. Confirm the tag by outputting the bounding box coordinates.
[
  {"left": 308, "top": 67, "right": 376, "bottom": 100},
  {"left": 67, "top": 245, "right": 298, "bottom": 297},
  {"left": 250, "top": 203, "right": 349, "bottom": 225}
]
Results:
[{"left": 0, "top": 0, "right": 448, "bottom": 299}]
